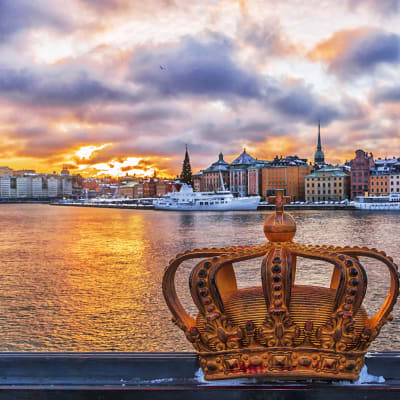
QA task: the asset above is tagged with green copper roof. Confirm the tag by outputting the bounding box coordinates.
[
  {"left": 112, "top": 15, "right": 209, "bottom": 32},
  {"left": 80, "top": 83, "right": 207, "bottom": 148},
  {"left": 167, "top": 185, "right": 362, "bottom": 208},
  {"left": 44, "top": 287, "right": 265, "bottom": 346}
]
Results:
[{"left": 306, "top": 168, "right": 348, "bottom": 178}]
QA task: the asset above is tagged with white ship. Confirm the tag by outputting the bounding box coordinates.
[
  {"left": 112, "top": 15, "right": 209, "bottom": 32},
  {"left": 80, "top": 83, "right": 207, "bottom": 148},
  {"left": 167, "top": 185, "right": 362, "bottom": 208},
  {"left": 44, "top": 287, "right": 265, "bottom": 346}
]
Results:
[
  {"left": 154, "top": 184, "right": 260, "bottom": 211},
  {"left": 352, "top": 194, "right": 400, "bottom": 210}
]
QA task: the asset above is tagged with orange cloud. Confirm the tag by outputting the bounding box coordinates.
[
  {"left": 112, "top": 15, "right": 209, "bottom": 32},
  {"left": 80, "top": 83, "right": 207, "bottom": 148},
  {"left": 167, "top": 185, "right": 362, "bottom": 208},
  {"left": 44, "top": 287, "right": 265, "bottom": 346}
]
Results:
[{"left": 308, "top": 28, "right": 369, "bottom": 63}]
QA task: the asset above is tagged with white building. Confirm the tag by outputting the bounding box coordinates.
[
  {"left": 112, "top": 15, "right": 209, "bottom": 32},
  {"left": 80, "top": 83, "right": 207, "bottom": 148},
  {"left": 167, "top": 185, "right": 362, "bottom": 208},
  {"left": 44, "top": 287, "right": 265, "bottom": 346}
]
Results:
[
  {"left": 16, "top": 177, "right": 32, "bottom": 198},
  {"left": 47, "top": 177, "right": 61, "bottom": 197},
  {"left": 32, "top": 176, "right": 47, "bottom": 198},
  {"left": 62, "top": 177, "right": 73, "bottom": 197},
  {"left": 0, "top": 176, "right": 17, "bottom": 198},
  {"left": 0, "top": 176, "right": 11, "bottom": 198},
  {"left": 390, "top": 173, "right": 400, "bottom": 194}
]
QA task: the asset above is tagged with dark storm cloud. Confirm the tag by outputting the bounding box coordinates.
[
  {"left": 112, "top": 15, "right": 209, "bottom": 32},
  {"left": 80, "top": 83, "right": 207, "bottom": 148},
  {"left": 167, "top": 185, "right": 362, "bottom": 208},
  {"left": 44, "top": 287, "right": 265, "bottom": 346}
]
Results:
[
  {"left": 0, "top": 66, "right": 139, "bottom": 107},
  {"left": 330, "top": 30, "right": 400, "bottom": 77},
  {"left": 75, "top": 105, "right": 184, "bottom": 127},
  {"left": 373, "top": 86, "right": 400, "bottom": 103},
  {"left": 0, "top": 0, "right": 69, "bottom": 41},
  {"left": 198, "top": 119, "right": 287, "bottom": 144},
  {"left": 130, "top": 34, "right": 262, "bottom": 99},
  {"left": 130, "top": 33, "right": 359, "bottom": 127},
  {"left": 271, "top": 86, "right": 340, "bottom": 125}
]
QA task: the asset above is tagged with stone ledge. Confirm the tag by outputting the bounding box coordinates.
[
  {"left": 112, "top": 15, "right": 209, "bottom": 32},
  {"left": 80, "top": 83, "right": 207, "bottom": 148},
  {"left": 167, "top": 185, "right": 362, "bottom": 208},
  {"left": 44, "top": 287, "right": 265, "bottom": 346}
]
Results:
[{"left": 0, "top": 352, "right": 398, "bottom": 399}]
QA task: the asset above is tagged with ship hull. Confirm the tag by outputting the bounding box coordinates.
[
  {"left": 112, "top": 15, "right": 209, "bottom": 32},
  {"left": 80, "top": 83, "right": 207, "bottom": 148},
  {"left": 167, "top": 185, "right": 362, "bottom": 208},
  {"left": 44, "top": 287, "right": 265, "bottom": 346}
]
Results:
[
  {"left": 154, "top": 197, "right": 260, "bottom": 211},
  {"left": 353, "top": 202, "right": 400, "bottom": 210}
]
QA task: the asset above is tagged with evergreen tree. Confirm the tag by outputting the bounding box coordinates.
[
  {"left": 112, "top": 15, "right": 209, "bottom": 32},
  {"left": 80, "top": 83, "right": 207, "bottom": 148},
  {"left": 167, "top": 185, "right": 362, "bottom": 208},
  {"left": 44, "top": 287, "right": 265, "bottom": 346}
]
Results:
[{"left": 180, "top": 145, "right": 192, "bottom": 185}]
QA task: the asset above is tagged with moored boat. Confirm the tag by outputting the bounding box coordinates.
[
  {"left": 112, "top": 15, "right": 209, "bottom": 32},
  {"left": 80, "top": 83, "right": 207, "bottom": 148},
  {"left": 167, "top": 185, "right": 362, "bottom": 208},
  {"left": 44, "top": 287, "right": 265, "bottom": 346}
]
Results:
[
  {"left": 351, "top": 194, "right": 400, "bottom": 210},
  {"left": 153, "top": 184, "right": 260, "bottom": 211}
]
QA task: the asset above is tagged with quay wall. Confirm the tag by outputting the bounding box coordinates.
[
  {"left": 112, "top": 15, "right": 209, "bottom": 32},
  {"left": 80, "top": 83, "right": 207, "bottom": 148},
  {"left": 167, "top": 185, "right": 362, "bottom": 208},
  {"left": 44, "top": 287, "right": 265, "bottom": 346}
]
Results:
[
  {"left": 0, "top": 352, "right": 398, "bottom": 399},
  {"left": 49, "top": 203, "right": 358, "bottom": 211}
]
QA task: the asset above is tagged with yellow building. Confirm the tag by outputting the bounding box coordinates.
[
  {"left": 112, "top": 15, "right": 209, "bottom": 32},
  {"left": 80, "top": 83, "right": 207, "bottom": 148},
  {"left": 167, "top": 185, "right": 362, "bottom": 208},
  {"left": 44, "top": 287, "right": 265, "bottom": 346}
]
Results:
[
  {"left": 369, "top": 174, "right": 390, "bottom": 196},
  {"left": 305, "top": 167, "right": 350, "bottom": 202},
  {"left": 261, "top": 165, "right": 311, "bottom": 201}
]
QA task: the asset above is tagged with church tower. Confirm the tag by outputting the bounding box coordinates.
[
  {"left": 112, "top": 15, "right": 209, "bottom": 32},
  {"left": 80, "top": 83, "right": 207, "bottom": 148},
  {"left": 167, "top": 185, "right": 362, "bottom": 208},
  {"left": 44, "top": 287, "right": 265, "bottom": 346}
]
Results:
[{"left": 314, "top": 121, "right": 325, "bottom": 165}]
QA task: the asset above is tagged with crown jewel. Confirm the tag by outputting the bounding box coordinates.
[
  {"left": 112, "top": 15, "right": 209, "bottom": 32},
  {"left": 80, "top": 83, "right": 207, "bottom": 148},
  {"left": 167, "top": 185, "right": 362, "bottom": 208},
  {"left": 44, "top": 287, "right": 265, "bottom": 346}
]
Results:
[{"left": 163, "top": 190, "right": 399, "bottom": 380}]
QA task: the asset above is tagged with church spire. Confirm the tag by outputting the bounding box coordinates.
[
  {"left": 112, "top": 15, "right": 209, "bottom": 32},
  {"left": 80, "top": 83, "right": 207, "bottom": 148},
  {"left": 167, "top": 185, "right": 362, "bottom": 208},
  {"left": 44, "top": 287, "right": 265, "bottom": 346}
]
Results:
[
  {"left": 317, "top": 120, "right": 322, "bottom": 151},
  {"left": 314, "top": 121, "right": 325, "bottom": 166}
]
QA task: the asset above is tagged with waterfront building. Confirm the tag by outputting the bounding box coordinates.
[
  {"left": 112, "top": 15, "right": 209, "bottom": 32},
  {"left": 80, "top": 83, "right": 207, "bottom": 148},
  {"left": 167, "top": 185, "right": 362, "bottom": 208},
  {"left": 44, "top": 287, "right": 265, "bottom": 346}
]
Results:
[
  {"left": 201, "top": 152, "right": 230, "bottom": 192},
  {"left": 31, "top": 176, "right": 47, "bottom": 198},
  {"left": 47, "top": 177, "right": 61, "bottom": 198},
  {"left": 390, "top": 171, "right": 400, "bottom": 194},
  {"left": 369, "top": 173, "right": 390, "bottom": 196},
  {"left": 261, "top": 156, "right": 311, "bottom": 201},
  {"left": 133, "top": 183, "right": 144, "bottom": 198},
  {"left": 369, "top": 157, "right": 400, "bottom": 196},
  {"left": 350, "top": 150, "right": 374, "bottom": 200},
  {"left": 229, "top": 149, "right": 263, "bottom": 197},
  {"left": 305, "top": 167, "right": 350, "bottom": 202},
  {"left": 143, "top": 179, "right": 156, "bottom": 197},
  {"left": 192, "top": 171, "right": 202, "bottom": 192},
  {"left": 0, "top": 176, "right": 12, "bottom": 198},
  {"left": 247, "top": 166, "right": 263, "bottom": 196},
  {"left": 155, "top": 181, "right": 169, "bottom": 197},
  {"left": 16, "top": 177, "right": 32, "bottom": 198},
  {"left": 120, "top": 183, "right": 136, "bottom": 198},
  {"left": 314, "top": 122, "right": 325, "bottom": 166},
  {"left": 62, "top": 177, "right": 73, "bottom": 197},
  {"left": 0, "top": 166, "right": 14, "bottom": 177}
]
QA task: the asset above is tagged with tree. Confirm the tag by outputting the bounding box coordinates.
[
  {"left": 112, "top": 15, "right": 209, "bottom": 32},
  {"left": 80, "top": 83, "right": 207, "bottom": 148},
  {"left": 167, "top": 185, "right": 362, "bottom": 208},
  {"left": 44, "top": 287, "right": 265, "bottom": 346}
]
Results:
[{"left": 180, "top": 145, "right": 192, "bottom": 185}]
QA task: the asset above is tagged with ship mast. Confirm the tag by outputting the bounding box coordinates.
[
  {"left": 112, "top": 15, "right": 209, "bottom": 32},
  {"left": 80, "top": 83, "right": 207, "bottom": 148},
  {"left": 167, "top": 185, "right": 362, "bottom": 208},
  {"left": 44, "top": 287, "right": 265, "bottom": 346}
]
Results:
[{"left": 219, "top": 170, "right": 226, "bottom": 191}]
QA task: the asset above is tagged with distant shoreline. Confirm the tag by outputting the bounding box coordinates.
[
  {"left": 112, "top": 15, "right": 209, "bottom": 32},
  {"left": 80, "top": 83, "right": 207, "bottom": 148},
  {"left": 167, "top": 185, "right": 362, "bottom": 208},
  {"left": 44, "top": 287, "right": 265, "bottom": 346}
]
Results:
[{"left": 47, "top": 203, "right": 358, "bottom": 211}]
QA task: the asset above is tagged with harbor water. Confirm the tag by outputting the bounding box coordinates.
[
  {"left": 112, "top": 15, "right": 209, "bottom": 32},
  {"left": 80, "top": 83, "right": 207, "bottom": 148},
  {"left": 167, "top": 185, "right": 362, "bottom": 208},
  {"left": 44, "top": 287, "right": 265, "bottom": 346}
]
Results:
[{"left": 0, "top": 204, "right": 399, "bottom": 352}]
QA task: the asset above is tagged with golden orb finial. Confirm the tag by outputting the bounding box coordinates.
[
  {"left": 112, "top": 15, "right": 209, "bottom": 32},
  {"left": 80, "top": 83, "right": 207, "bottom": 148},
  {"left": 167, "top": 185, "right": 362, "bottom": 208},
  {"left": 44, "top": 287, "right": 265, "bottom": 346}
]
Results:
[{"left": 263, "top": 189, "right": 296, "bottom": 242}]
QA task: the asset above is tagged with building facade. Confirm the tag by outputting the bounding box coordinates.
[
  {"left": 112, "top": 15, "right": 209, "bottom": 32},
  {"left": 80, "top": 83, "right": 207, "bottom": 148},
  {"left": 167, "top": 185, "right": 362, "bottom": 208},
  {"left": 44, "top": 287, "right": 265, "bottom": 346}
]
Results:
[
  {"left": 369, "top": 173, "right": 390, "bottom": 196},
  {"left": 229, "top": 150, "right": 265, "bottom": 197},
  {"left": 247, "top": 167, "right": 263, "bottom": 196},
  {"left": 261, "top": 156, "right": 311, "bottom": 201},
  {"left": 305, "top": 167, "right": 350, "bottom": 202},
  {"left": 192, "top": 171, "right": 202, "bottom": 192},
  {"left": 349, "top": 150, "right": 374, "bottom": 200},
  {"left": 16, "top": 177, "right": 32, "bottom": 198},
  {"left": 390, "top": 172, "right": 400, "bottom": 194},
  {"left": 120, "top": 184, "right": 136, "bottom": 198},
  {"left": 201, "top": 153, "right": 230, "bottom": 192}
]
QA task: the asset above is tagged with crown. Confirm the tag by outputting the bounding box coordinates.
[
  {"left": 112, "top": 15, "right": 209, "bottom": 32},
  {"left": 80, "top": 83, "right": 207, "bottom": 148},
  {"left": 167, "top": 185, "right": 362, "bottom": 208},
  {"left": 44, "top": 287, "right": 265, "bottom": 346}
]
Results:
[{"left": 162, "top": 190, "right": 399, "bottom": 381}]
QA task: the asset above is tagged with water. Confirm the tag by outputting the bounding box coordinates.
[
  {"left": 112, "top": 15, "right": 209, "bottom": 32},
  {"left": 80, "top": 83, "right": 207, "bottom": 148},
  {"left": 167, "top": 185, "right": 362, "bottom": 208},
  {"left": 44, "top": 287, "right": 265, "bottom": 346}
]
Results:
[{"left": 0, "top": 204, "right": 399, "bottom": 352}]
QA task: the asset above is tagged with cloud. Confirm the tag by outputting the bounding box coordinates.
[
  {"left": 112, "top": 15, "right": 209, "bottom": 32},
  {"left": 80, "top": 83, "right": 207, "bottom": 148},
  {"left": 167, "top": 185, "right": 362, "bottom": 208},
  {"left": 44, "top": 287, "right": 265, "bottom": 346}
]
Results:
[
  {"left": 0, "top": 66, "right": 140, "bottom": 107},
  {"left": 130, "top": 32, "right": 357, "bottom": 126},
  {"left": 130, "top": 33, "right": 262, "bottom": 99},
  {"left": 309, "top": 28, "right": 400, "bottom": 77},
  {"left": 237, "top": 15, "right": 297, "bottom": 58},
  {"left": 0, "top": 0, "right": 70, "bottom": 42},
  {"left": 78, "top": 0, "right": 176, "bottom": 14},
  {"left": 373, "top": 86, "right": 400, "bottom": 103},
  {"left": 347, "top": 0, "right": 400, "bottom": 16}
]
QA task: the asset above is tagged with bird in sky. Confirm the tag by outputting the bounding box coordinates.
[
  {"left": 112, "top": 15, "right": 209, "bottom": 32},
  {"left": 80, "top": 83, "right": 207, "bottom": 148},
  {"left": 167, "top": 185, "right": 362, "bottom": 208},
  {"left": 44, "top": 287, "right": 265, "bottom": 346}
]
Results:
[{"left": 160, "top": 65, "right": 166, "bottom": 70}]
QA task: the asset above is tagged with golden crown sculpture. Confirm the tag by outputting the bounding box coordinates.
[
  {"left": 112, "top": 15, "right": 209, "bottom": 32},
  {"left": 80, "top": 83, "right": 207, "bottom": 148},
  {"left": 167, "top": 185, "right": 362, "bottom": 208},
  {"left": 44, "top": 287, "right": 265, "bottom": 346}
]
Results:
[{"left": 162, "top": 190, "right": 399, "bottom": 380}]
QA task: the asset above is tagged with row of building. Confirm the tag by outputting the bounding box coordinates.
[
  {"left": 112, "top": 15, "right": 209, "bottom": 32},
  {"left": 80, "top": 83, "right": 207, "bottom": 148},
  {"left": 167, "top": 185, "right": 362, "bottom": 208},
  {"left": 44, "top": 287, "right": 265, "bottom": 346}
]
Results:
[
  {"left": 2, "top": 125, "right": 399, "bottom": 202},
  {"left": 0, "top": 166, "right": 180, "bottom": 200},
  {"left": 192, "top": 152, "right": 313, "bottom": 201},
  {"left": 191, "top": 127, "right": 400, "bottom": 202},
  {"left": 0, "top": 168, "right": 73, "bottom": 199}
]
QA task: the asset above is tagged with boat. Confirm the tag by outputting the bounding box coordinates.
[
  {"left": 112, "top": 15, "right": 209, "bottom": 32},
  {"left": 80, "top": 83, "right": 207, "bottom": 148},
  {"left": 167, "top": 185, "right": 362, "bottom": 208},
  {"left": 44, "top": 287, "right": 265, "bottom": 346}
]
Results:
[
  {"left": 351, "top": 193, "right": 400, "bottom": 210},
  {"left": 154, "top": 184, "right": 260, "bottom": 211}
]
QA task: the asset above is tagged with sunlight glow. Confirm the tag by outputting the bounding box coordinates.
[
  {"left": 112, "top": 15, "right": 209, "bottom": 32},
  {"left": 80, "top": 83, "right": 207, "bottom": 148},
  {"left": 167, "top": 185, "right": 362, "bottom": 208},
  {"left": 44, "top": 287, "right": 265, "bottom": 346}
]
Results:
[{"left": 75, "top": 144, "right": 111, "bottom": 160}]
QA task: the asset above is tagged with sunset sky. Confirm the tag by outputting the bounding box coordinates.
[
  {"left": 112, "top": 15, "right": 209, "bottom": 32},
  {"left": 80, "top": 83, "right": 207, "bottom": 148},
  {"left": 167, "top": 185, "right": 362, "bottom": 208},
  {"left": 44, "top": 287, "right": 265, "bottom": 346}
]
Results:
[{"left": 0, "top": 0, "right": 399, "bottom": 177}]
